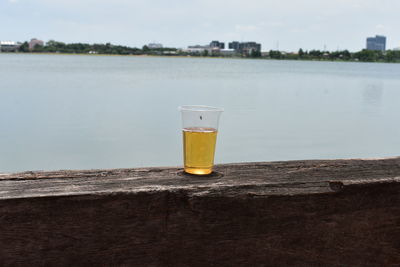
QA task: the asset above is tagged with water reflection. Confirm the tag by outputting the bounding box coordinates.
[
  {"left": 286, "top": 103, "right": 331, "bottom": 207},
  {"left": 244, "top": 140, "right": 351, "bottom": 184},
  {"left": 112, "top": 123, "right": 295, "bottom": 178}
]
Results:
[
  {"left": 362, "top": 81, "right": 384, "bottom": 116},
  {"left": 363, "top": 82, "right": 383, "bottom": 105}
]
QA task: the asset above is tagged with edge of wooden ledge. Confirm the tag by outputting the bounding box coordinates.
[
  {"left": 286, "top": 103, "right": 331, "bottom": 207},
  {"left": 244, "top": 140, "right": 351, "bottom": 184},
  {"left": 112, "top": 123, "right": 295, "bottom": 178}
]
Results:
[{"left": 1, "top": 156, "right": 400, "bottom": 179}]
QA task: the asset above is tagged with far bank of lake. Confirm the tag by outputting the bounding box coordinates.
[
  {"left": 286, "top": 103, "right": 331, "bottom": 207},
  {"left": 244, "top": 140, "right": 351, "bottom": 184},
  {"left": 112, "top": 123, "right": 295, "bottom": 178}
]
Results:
[{"left": 2, "top": 49, "right": 400, "bottom": 63}]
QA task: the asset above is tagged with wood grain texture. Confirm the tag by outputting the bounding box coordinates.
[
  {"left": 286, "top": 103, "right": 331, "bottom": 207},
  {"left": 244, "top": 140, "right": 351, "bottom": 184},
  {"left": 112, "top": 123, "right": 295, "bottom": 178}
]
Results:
[{"left": 0, "top": 157, "right": 399, "bottom": 266}]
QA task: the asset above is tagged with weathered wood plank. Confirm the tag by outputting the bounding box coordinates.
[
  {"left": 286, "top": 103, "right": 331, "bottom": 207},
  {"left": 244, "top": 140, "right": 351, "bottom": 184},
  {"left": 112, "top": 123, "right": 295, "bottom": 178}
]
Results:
[
  {"left": 0, "top": 157, "right": 399, "bottom": 266},
  {"left": 1, "top": 157, "right": 400, "bottom": 199}
]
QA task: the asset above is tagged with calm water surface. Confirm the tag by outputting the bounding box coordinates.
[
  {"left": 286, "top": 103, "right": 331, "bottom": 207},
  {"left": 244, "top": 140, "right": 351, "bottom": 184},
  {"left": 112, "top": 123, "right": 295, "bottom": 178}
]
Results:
[{"left": 0, "top": 54, "right": 399, "bottom": 172}]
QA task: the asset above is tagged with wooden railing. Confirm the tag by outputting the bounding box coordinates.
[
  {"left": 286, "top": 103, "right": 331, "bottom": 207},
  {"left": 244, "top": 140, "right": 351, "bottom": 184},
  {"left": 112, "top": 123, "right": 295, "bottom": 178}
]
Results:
[{"left": 1, "top": 157, "right": 399, "bottom": 266}]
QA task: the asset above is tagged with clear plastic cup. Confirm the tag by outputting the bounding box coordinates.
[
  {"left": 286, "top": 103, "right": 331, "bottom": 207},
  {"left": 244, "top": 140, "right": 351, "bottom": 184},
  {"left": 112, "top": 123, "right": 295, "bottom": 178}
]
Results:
[{"left": 179, "top": 105, "right": 223, "bottom": 175}]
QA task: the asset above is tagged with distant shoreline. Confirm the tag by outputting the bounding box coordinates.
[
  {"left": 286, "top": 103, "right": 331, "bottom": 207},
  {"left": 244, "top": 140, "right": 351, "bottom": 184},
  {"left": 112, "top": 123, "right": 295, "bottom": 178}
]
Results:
[
  {"left": 1, "top": 51, "right": 399, "bottom": 64},
  {"left": 3, "top": 39, "right": 398, "bottom": 63}
]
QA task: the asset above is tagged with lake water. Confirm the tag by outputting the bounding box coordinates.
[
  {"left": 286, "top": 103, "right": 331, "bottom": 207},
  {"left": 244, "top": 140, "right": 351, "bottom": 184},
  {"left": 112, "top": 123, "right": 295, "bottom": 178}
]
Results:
[{"left": 0, "top": 54, "right": 399, "bottom": 172}]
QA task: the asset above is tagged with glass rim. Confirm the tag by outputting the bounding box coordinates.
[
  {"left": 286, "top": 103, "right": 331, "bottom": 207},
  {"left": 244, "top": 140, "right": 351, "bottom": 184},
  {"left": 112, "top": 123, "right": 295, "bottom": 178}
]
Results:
[{"left": 179, "top": 105, "right": 224, "bottom": 112}]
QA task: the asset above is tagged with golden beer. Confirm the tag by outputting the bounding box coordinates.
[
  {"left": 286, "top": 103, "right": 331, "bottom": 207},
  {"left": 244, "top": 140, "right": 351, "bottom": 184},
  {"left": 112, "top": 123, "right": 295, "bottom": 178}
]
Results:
[{"left": 183, "top": 127, "right": 218, "bottom": 175}]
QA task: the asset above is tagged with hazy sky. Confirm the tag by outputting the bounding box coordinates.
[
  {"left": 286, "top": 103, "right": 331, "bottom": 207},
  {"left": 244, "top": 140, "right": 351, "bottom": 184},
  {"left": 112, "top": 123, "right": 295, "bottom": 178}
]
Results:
[{"left": 1, "top": 0, "right": 399, "bottom": 51}]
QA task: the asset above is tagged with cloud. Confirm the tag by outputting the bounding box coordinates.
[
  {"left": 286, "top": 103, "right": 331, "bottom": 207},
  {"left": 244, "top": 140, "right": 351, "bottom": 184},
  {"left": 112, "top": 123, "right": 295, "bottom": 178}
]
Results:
[
  {"left": 375, "top": 24, "right": 385, "bottom": 31},
  {"left": 234, "top": 24, "right": 258, "bottom": 32}
]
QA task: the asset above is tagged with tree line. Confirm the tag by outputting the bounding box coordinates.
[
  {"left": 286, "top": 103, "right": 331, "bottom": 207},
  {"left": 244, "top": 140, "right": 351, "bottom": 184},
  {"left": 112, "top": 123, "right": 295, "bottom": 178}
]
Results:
[
  {"left": 268, "top": 48, "right": 400, "bottom": 63},
  {"left": 18, "top": 40, "right": 176, "bottom": 55},
  {"left": 15, "top": 40, "right": 400, "bottom": 62}
]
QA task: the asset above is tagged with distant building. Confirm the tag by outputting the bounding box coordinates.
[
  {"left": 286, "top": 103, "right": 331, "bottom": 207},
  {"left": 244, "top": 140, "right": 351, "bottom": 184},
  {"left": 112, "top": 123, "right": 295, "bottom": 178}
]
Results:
[
  {"left": 29, "top": 38, "right": 44, "bottom": 51},
  {"left": 184, "top": 45, "right": 210, "bottom": 55},
  {"left": 162, "top": 50, "right": 177, "bottom": 55},
  {"left": 186, "top": 41, "right": 225, "bottom": 54},
  {"left": 0, "top": 41, "right": 20, "bottom": 52},
  {"left": 186, "top": 40, "right": 261, "bottom": 56},
  {"left": 220, "top": 49, "right": 236, "bottom": 56},
  {"left": 366, "top": 35, "right": 386, "bottom": 51},
  {"left": 228, "top": 41, "right": 261, "bottom": 55},
  {"left": 228, "top": 41, "right": 240, "bottom": 50},
  {"left": 210, "top": 40, "right": 224, "bottom": 49},
  {"left": 239, "top": 42, "right": 261, "bottom": 54},
  {"left": 393, "top": 47, "right": 400, "bottom": 51},
  {"left": 187, "top": 45, "right": 208, "bottom": 52},
  {"left": 148, "top": 43, "right": 163, "bottom": 49}
]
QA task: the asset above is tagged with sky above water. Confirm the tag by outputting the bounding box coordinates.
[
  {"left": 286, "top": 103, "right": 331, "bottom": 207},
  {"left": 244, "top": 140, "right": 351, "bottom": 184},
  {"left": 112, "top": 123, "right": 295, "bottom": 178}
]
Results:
[{"left": 1, "top": 0, "right": 399, "bottom": 51}]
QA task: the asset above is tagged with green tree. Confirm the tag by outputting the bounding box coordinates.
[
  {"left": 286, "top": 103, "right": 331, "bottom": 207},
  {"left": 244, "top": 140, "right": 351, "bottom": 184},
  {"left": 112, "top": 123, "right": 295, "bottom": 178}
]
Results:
[
  {"left": 250, "top": 49, "right": 261, "bottom": 58},
  {"left": 269, "top": 50, "right": 282, "bottom": 59},
  {"left": 353, "top": 50, "right": 378, "bottom": 62},
  {"left": 142, "top": 45, "right": 150, "bottom": 53},
  {"left": 298, "top": 48, "right": 304, "bottom": 57},
  {"left": 32, "top": 44, "right": 44, "bottom": 52},
  {"left": 342, "top": 50, "right": 351, "bottom": 60},
  {"left": 309, "top": 50, "right": 322, "bottom": 58},
  {"left": 18, "top": 42, "right": 29, "bottom": 52}
]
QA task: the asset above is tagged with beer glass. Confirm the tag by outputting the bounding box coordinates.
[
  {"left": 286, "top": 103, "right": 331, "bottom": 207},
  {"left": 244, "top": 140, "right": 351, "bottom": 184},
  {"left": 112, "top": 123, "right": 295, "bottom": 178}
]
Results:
[{"left": 179, "top": 105, "right": 223, "bottom": 175}]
